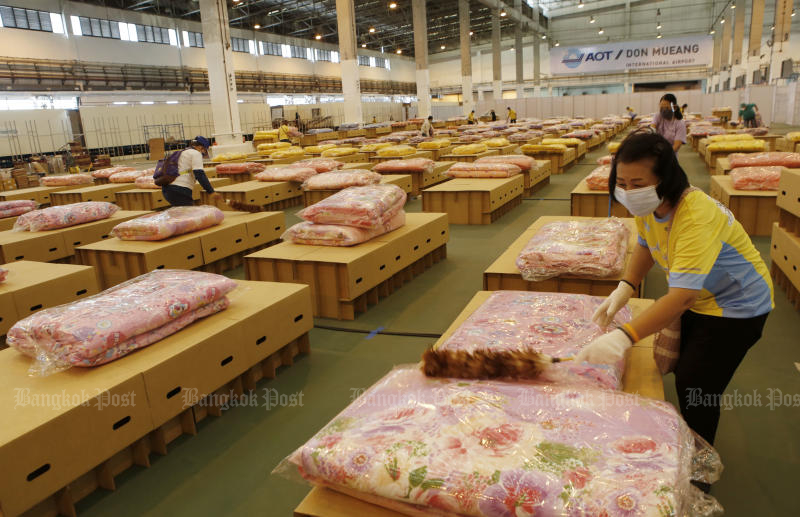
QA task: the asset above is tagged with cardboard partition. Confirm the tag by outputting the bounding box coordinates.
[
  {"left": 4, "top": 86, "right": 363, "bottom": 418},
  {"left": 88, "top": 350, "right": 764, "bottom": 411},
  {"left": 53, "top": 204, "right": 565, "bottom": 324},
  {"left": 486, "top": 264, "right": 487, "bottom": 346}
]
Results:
[
  {"left": 571, "top": 180, "right": 631, "bottom": 218},
  {"left": 771, "top": 223, "right": 800, "bottom": 290},
  {"left": 710, "top": 175, "right": 778, "bottom": 236},
  {"left": 0, "top": 261, "right": 99, "bottom": 335},
  {"left": 778, "top": 168, "right": 800, "bottom": 219},
  {"left": 0, "top": 351, "right": 152, "bottom": 517}
]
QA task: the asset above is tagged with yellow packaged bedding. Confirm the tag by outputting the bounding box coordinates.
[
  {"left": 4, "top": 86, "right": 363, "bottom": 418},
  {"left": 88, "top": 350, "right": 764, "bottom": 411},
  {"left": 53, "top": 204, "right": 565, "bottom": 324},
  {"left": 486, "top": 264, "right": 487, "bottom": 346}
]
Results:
[
  {"left": 254, "top": 130, "right": 278, "bottom": 139},
  {"left": 708, "top": 134, "right": 755, "bottom": 142},
  {"left": 707, "top": 140, "right": 766, "bottom": 152},
  {"left": 270, "top": 147, "right": 306, "bottom": 159},
  {"left": 377, "top": 145, "right": 417, "bottom": 157},
  {"left": 321, "top": 147, "right": 359, "bottom": 158},
  {"left": 451, "top": 144, "right": 488, "bottom": 155},
  {"left": 214, "top": 152, "right": 247, "bottom": 162},
  {"left": 361, "top": 142, "right": 393, "bottom": 152},
  {"left": 607, "top": 142, "right": 620, "bottom": 153},
  {"left": 543, "top": 138, "right": 582, "bottom": 147},
  {"left": 784, "top": 132, "right": 800, "bottom": 142},
  {"left": 418, "top": 139, "right": 451, "bottom": 150},
  {"left": 257, "top": 141, "right": 292, "bottom": 153},
  {"left": 520, "top": 144, "right": 568, "bottom": 154},
  {"left": 304, "top": 144, "right": 337, "bottom": 154},
  {"left": 483, "top": 137, "right": 511, "bottom": 148}
]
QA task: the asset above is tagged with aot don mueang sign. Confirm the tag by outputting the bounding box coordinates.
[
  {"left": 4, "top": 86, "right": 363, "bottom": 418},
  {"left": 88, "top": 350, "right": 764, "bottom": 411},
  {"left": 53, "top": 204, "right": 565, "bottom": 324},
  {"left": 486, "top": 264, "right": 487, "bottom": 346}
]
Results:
[{"left": 549, "top": 35, "right": 713, "bottom": 75}]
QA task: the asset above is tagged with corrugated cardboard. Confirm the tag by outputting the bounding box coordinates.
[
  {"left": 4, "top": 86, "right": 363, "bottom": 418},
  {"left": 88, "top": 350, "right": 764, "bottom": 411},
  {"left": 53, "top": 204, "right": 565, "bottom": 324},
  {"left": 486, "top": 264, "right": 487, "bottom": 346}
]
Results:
[
  {"left": 49, "top": 184, "right": 137, "bottom": 206},
  {"left": 60, "top": 210, "right": 150, "bottom": 254},
  {"left": 0, "top": 351, "right": 151, "bottom": 517},
  {"left": 239, "top": 212, "right": 285, "bottom": 249},
  {"left": 0, "top": 262, "right": 98, "bottom": 335},
  {"left": 778, "top": 168, "right": 800, "bottom": 219},
  {"left": 202, "top": 180, "right": 274, "bottom": 206},
  {"left": 199, "top": 219, "right": 249, "bottom": 263},
  {"left": 710, "top": 175, "right": 777, "bottom": 236},
  {"left": 571, "top": 179, "right": 631, "bottom": 218},
  {"left": 0, "top": 229, "right": 68, "bottom": 263},
  {"left": 771, "top": 223, "right": 800, "bottom": 290}
]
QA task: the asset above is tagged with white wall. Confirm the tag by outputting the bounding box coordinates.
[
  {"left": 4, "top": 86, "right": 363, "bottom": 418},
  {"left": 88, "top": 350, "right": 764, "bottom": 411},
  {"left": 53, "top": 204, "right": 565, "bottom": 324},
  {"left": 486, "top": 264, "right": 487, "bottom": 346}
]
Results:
[
  {"left": 0, "top": 0, "right": 415, "bottom": 84},
  {"left": 0, "top": 109, "right": 73, "bottom": 157}
]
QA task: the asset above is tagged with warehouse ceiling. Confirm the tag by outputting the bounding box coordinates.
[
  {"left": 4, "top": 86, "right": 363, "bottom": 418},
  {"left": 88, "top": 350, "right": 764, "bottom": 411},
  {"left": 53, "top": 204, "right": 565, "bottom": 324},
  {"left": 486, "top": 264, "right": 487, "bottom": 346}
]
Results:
[{"left": 73, "top": 0, "right": 546, "bottom": 56}]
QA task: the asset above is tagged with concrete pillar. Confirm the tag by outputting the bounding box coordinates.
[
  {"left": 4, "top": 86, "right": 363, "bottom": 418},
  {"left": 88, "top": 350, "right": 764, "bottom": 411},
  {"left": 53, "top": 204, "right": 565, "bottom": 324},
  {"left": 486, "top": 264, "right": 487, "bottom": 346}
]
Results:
[
  {"left": 412, "top": 0, "right": 431, "bottom": 118},
  {"left": 492, "top": 9, "right": 502, "bottom": 100},
  {"left": 533, "top": 34, "right": 540, "bottom": 86},
  {"left": 335, "top": 0, "right": 363, "bottom": 124},
  {"left": 514, "top": 0, "right": 524, "bottom": 99},
  {"left": 458, "top": 0, "right": 474, "bottom": 114},
  {"left": 478, "top": 89, "right": 485, "bottom": 102},
  {"left": 199, "top": 0, "right": 244, "bottom": 149}
]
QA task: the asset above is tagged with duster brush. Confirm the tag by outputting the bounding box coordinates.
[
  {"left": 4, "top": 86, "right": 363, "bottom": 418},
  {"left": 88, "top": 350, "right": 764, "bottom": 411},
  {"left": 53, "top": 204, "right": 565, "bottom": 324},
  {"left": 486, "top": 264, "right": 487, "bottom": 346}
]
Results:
[{"left": 421, "top": 347, "right": 573, "bottom": 380}]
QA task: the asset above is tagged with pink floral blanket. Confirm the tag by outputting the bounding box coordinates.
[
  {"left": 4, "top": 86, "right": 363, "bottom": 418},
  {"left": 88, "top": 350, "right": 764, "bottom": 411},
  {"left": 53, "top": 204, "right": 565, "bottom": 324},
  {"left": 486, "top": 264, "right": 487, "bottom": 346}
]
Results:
[
  {"left": 13, "top": 202, "right": 119, "bottom": 232},
  {"left": 111, "top": 205, "right": 224, "bottom": 240}
]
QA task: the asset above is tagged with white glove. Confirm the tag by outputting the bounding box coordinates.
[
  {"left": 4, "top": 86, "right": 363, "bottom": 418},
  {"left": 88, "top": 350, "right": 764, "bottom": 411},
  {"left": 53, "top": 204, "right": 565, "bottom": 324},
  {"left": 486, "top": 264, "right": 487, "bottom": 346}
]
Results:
[
  {"left": 575, "top": 329, "right": 632, "bottom": 365},
  {"left": 592, "top": 281, "right": 635, "bottom": 328}
]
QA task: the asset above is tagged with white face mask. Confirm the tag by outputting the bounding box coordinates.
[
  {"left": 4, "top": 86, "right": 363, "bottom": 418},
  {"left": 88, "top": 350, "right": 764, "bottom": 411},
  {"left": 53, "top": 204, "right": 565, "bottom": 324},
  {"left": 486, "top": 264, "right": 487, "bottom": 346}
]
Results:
[{"left": 614, "top": 185, "right": 662, "bottom": 216}]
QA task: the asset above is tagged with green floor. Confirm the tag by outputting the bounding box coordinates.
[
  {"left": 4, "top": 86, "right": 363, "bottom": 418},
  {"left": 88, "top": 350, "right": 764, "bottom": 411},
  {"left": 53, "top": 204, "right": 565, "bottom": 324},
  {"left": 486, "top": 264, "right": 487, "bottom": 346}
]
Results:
[{"left": 78, "top": 127, "right": 800, "bottom": 516}]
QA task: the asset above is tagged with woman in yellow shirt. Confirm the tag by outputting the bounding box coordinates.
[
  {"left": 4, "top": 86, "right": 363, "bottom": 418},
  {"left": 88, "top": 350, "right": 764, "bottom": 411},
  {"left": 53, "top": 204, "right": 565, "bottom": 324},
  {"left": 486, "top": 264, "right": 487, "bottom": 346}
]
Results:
[
  {"left": 578, "top": 132, "right": 773, "bottom": 452},
  {"left": 278, "top": 121, "right": 291, "bottom": 143}
]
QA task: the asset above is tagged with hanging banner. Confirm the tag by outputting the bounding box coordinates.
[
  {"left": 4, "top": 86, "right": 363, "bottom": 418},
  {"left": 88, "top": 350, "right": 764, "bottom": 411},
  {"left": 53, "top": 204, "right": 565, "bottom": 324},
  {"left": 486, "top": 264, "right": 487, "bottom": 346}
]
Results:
[
  {"left": 749, "top": 0, "right": 765, "bottom": 57},
  {"left": 775, "top": 0, "right": 794, "bottom": 50},
  {"left": 733, "top": 0, "right": 746, "bottom": 65},
  {"left": 548, "top": 35, "right": 713, "bottom": 75},
  {"left": 720, "top": 13, "right": 732, "bottom": 69}
]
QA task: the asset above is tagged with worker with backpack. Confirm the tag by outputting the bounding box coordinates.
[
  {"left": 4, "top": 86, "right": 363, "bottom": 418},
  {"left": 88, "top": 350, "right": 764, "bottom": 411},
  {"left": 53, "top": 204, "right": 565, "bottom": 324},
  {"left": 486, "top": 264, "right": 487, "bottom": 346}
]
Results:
[{"left": 153, "top": 136, "right": 222, "bottom": 207}]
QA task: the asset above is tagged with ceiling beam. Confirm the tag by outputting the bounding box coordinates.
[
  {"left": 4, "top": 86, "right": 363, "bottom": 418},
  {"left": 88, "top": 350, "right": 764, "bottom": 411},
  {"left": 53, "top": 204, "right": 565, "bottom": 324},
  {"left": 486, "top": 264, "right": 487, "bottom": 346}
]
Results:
[
  {"left": 546, "top": 0, "right": 660, "bottom": 19},
  {"left": 474, "top": 0, "right": 542, "bottom": 32}
]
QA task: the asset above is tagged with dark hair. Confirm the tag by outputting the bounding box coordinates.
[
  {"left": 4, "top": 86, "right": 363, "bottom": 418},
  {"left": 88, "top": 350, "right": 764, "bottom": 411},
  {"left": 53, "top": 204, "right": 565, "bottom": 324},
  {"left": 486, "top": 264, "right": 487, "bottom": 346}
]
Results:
[
  {"left": 428, "top": 115, "right": 433, "bottom": 120},
  {"left": 609, "top": 131, "right": 690, "bottom": 206},
  {"left": 659, "top": 93, "right": 683, "bottom": 120}
]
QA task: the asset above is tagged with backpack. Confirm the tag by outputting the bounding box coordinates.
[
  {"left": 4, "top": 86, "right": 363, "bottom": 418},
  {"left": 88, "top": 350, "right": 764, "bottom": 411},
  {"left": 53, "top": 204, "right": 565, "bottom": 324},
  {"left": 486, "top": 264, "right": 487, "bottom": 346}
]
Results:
[{"left": 153, "top": 149, "right": 185, "bottom": 187}]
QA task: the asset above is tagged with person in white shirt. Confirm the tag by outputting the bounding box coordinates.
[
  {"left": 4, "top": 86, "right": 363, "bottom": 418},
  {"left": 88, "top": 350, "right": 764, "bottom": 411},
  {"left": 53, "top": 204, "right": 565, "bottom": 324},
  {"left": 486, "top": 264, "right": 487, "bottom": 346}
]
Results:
[
  {"left": 420, "top": 116, "right": 434, "bottom": 138},
  {"left": 163, "top": 136, "right": 222, "bottom": 207}
]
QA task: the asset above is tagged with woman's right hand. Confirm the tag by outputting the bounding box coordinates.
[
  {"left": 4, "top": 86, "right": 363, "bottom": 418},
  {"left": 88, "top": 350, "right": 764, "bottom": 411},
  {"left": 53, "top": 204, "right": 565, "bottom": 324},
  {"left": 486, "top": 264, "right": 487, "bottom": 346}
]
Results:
[{"left": 592, "top": 281, "right": 635, "bottom": 328}]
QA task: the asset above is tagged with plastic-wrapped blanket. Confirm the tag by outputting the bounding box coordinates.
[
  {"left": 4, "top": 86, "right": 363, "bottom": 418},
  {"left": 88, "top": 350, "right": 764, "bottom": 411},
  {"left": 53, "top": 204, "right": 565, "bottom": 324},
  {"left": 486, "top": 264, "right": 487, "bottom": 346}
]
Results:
[
  {"left": 786, "top": 132, "right": 800, "bottom": 143},
  {"left": 299, "top": 184, "right": 407, "bottom": 229},
  {"left": 483, "top": 138, "right": 510, "bottom": 148},
  {"left": 276, "top": 366, "right": 723, "bottom": 517},
  {"left": 475, "top": 155, "right": 535, "bottom": 172},
  {"left": 283, "top": 210, "right": 405, "bottom": 246},
  {"left": 507, "top": 132, "right": 537, "bottom": 143},
  {"left": 446, "top": 162, "right": 521, "bottom": 178},
  {"left": 728, "top": 152, "right": 800, "bottom": 168},
  {"left": 709, "top": 134, "right": 753, "bottom": 142},
  {"left": 7, "top": 270, "right": 236, "bottom": 373},
  {"left": 377, "top": 145, "right": 417, "bottom": 157},
  {"left": 270, "top": 147, "right": 306, "bottom": 160},
  {"left": 257, "top": 142, "right": 292, "bottom": 153},
  {"left": 0, "top": 200, "right": 37, "bottom": 219},
  {"left": 457, "top": 134, "right": 484, "bottom": 143},
  {"left": 214, "top": 152, "right": 247, "bottom": 162},
  {"left": 291, "top": 158, "right": 344, "bottom": 173},
  {"left": 109, "top": 169, "right": 151, "bottom": 183},
  {"left": 516, "top": 218, "right": 630, "bottom": 281},
  {"left": 741, "top": 127, "right": 769, "bottom": 136},
  {"left": 14, "top": 202, "right": 119, "bottom": 232},
  {"left": 608, "top": 142, "right": 620, "bottom": 153},
  {"left": 378, "top": 135, "right": 407, "bottom": 143},
  {"left": 688, "top": 127, "right": 724, "bottom": 137},
  {"left": 41, "top": 174, "right": 93, "bottom": 186},
  {"left": 442, "top": 290, "right": 633, "bottom": 390},
  {"left": 135, "top": 175, "right": 159, "bottom": 189},
  {"left": 418, "top": 139, "right": 451, "bottom": 150},
  {"left": 565, "top": 130, "right": 596, "bottom": 140},
  {"left": 110, "top": 205, "right": 224, "bottom": 241},
  {"left": 707, "top": 140, "right": 766, "bottom": 152},
  {"left": 729, "top": 166, "right": 782, "bottom": 190},
  {"left": 255, "top": 166, "right": 318, "bottom": 183},
  {"left": 303, "top": 144, "right": 337, "bottom": 154},
  {"left": 520, "top": 144, "right": 567, "bottom": 154},
  {"left": 451, "top": 144, "right": 488, "bottom": 155},
  {"left": 302, "top": 171, "right": 382, "bottom": 190},
  {"left": 92, "top": 166, "right": 136, "bottom": 179},
  {"left": 585, "top": 165, "right": 611, "bottom": 191},
  {"left": 0, "top": 267, "right": 6, "bottom": 282},
  {"left": 321, "top": 147, "right": 359, "bottom": 158},
  {"left": 216, "top": 162, "right": 266, "bottom": 175},
  {"left": 373, "top": 158, "right": 435, "bottom": 174},
  {"left": 406, "top": 136, "right": 430, "bottom": 145},
  {"left": 597, "top": 155, "right": 613, "bottom": 165},
  {"left": 361, "top": 142, "right": 393, "bottom": 152}
]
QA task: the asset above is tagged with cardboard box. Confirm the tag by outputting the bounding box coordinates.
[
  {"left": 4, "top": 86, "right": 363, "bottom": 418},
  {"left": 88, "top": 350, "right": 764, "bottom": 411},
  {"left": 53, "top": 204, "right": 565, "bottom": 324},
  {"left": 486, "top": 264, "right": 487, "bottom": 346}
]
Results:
[
  {"left": 370, "top": 151, "right": 433, "bottom": 164},
  {"left": 710, "top": 175, "right": 778, "bottom": 236},
  {"left": 571, "top": 179, "right": 631, "bottom": 218},
  {"left": 422, "top": 176, "right": 524, "bottom": 225},
  {"left": 714, "top": 157, "right": 732, "bottom": 176},
  {"left": 483, "top": 216, "right": 642, "bottom": 297},
  {"left": 245, "top": 213, "right": 449, "bottom": 319},
  {"left": 778, "top": 168, "right": 800, "bottom": 221},
  {"left": 771, "top": 223, "right": 800, "bottom": 291},
  {"left": 239, "top": 211, "right": 285, "bottom": 249},
  {"left": 0, "top": 351, "right": 151, "bottom": 517},
  {"left": 0, "top": 261, "right": 99, "bottom": 335},
  {"left": 49, "top": 183, "right": 137, "bottom": 206},
  {"left": 199, "top": 218, "right": 249, "bottom": 264},
  {"left": 439, "top": 149, "right": 499, "bottom": 163}
]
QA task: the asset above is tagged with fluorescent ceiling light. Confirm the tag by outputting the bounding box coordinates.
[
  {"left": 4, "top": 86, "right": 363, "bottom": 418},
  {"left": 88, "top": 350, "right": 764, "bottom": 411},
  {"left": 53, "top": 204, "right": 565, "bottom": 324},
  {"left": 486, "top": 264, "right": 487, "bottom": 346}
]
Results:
[
  {"left": 140, "top": 101, "right": 154, "bottom": 105},
  {"left": 166, "top": 101, "right": 179, "bottom": 104},
  {"left": 113, "top": 101, "right": 128, "bottom": 105}
]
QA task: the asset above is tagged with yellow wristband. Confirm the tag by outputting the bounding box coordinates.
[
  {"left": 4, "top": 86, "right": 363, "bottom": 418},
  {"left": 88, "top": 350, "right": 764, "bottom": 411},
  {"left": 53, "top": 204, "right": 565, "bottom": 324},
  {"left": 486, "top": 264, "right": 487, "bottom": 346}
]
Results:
[{"left": 622, "top": 323, "right": 641, "bottom": 343}]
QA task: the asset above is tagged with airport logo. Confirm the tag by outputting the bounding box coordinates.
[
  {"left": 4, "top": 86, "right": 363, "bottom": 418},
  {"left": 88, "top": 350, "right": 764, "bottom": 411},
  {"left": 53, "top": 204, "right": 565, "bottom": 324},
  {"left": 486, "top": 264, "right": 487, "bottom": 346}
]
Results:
[{"left": 562, "top": 49, "right": 585, "bottom": 69}]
